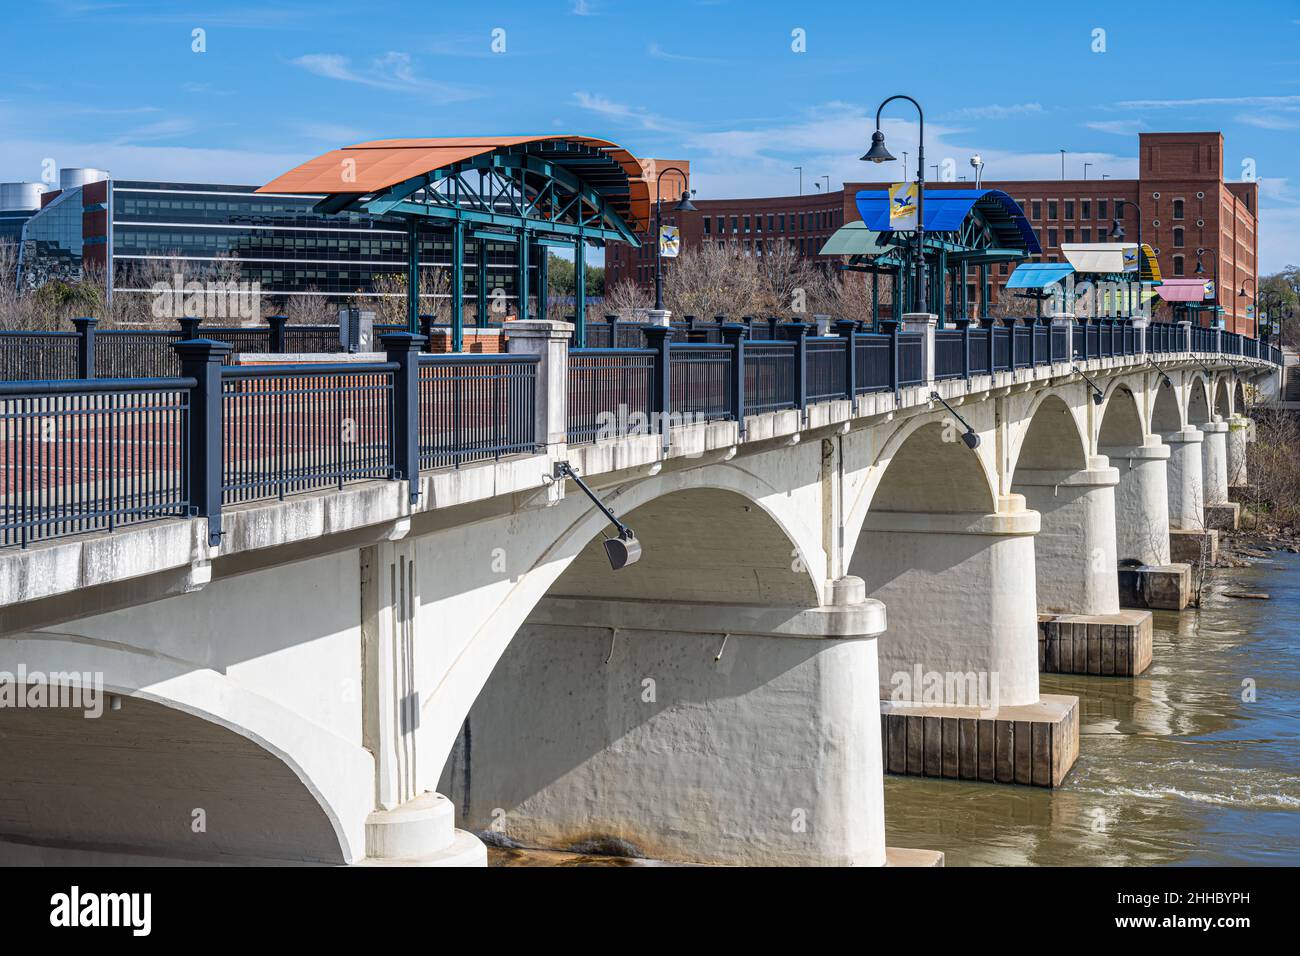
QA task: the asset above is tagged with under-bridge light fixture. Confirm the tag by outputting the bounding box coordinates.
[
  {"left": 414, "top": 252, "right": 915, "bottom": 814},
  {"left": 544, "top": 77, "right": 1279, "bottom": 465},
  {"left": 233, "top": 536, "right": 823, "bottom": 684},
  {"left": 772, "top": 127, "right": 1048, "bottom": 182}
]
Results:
[
  {"left": 929, "top": 391, "right": 981, "bottom": 449},
  {"left": 553, "top": 462, "right": 642, "bottom": 571},
  {"left": 1071, "top": 365, "right": 1105, "bottom": 405},
  {"left": 1146, "top": 359, "right": 1173, "bottom": 389}
]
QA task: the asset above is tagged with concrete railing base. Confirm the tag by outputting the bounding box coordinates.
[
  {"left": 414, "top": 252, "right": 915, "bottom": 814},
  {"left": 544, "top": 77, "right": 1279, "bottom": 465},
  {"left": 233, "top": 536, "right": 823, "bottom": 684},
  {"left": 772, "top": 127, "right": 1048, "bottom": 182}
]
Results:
[
  {"left": 879, "top": 694, "right": 1079, "bottom": 788},
  {"left": 1038, "top": 610, "right": 1153, "bottom": 676},
  {"left": 1119, "top": 563, "right": 1193, "bottom": 611},
  {"left": 1170, "top": 528, "right": 1219, "bottom": 565},
  {"left": 1204, "top": 502, "right": 1241, "bottom": 532}
]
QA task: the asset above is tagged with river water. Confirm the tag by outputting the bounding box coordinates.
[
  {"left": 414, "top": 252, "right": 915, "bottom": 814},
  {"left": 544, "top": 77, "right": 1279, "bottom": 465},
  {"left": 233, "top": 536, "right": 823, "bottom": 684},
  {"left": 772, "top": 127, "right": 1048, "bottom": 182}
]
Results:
[{"left": 885, "top": 553, "right": 1300, "bottom": 866}]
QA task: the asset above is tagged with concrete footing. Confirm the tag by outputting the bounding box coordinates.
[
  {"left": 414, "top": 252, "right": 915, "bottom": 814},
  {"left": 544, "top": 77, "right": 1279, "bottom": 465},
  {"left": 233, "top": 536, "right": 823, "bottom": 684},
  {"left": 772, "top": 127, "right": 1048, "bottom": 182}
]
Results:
[
  {"left": 886, "top": 847, "right": 946, "bottom": 867},
  {"left": 1204, "top": 502, "right": 1241, "bottom": 531},
  {"left": 1169, "top": 528, "right": 1219, "bottom": 565},
  {"left": 1038, "top": 610, "right": 1153, "bottom": 676},
  {"left": 879, "top": 694, "right": 1079, "bottom": 788},
  {"left": 358, "top": 792, "right": 487, "bottom": 867},
  {"left": 1118, "top": 562, "right": 1192, "bottom": 610}
]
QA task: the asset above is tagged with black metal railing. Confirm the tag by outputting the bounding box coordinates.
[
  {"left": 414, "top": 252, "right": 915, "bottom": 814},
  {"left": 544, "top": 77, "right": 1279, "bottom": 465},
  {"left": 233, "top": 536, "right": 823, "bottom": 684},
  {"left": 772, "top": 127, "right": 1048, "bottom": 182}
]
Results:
[
  {"left": 745, "top": 341, "right": 797, "bottom": 414},
  {"left": 3, "top": 316, "right": 1281, "bottom": 551},
  {"left": 1, "top": 376, "right": 193, "bottom": 548},
  {"left": 670, "top": 343, "right": 732, "bottom": 422},
  {"left": 0, "top": 331, "right": 79, "bottom": 381},
  {"left": 221, "top": 362, "right": 396, "bottom": 506},
  {"left": 417, "top": 354, "right": 539, "bottom": 470},
  {"left": 807, "top": 337, "right": 848, "bottom": 401},
  {"left": 567, "top": 348, "right": 656, "bottom": 444}
]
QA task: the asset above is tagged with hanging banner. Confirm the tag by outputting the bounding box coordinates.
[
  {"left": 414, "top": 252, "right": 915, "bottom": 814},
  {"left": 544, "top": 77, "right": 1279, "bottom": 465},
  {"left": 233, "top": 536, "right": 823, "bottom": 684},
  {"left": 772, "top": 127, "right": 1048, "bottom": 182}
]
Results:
[
  {"left": 887, "top": 182, "right": 918, "bottom": 231},
  {"left": 1203, "top": 280, "right": 1215, "bottom": 298},
  {"left": 659, "top": 224, "right": 680, "bottom": 258}
]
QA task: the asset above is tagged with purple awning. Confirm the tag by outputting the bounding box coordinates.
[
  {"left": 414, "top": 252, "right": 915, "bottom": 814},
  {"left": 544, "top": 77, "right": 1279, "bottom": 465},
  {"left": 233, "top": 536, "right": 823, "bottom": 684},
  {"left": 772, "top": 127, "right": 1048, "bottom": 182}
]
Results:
[{"left": 1158, "top": 279, "right": 1211, "bottom": 302}]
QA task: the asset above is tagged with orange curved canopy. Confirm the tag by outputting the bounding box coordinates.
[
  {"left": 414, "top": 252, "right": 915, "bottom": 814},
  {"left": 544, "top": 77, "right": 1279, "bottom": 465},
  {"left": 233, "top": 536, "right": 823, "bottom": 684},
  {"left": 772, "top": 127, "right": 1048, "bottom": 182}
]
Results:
[{"left": 258, "top": 135, "right": 651, "bottom": 233}]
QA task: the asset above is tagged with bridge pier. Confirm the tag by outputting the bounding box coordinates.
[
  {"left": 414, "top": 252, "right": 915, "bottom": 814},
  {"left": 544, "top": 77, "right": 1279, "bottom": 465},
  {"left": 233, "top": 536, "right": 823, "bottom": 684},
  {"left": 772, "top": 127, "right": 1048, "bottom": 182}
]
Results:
[
  {"left": 440, "top": 580, "right": 890, "bottom": 866},
  {"left": 1227, "top": 417, "right": 1251, "bottom": 490},
  {"left": 1199, "top": 420, "right": 1239, "bottom": 531},
  {"left": 1100, "top": 438, "right": 1191, "bottom": 611},
  {"left": 855, "top": 498, "right": 1079, "bottom": 787},
  {"left": 1163, "top": 426, "right": 1218, "bottom": 565},
  {"left": 1016, "top": 458, "right": 1153, "bottom": 676}
]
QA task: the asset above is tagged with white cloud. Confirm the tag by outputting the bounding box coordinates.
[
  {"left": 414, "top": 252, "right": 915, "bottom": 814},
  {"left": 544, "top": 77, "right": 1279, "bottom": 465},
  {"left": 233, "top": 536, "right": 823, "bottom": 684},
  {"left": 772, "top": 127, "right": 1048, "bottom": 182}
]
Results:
[
  {"left": 1117, "top": 94, "right": 1300, "bottom": 110},
  {"left": 572, "top": 91, "right": 677, "bottom": 133},
  {"left": 291, "top": 52, "right": 478, "bottom": 100},
  {"left": 1085, "top": 119, "right": 1143, "bottom": 136},
  {"left": 942, "top": 103, "right": 1044, "bottom": 120},
  {"left": 1236, "top": 109, "right": 1300, "bottom": 131}
]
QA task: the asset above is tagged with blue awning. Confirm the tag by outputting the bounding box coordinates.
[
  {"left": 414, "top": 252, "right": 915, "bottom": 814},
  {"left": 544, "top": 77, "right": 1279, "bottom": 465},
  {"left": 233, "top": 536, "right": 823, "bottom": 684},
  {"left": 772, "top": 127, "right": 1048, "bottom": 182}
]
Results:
[
  {"left": 853, "top": 188, "right": 1041, "bottom": 255},
  {"left": 1006, "top": 262, "right": 1075, "bottom": 289}
]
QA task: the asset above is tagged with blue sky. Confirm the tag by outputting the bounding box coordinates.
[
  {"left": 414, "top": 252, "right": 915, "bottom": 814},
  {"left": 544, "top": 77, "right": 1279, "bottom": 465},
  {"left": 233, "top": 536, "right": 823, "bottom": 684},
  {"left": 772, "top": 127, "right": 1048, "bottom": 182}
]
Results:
[{"left": 2, "top": 0, "right": 1299, "bottom": 270}]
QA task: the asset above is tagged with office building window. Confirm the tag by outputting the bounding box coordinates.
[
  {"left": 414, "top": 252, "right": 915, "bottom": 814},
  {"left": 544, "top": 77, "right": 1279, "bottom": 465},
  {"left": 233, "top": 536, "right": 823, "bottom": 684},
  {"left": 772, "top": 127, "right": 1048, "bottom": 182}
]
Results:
[
  {"left": 743, "top": 215, "right": 751, "bottom": 233},
  {"left": 1047, "top": 201, "right": 1058, "bottom": 220},
  {"left": 799, "top": 213, "right": 806, "bottom": 231},
  {"left": 778, "top": 213, "right": 786, "bottom": 231},
  {"left": 1173, "top": 199, "right": 1184, "bottom": 220},
  {"left": 1064, "top": 201, "right": 1075, "bottom": 220},
  {"left": 1031, "top": 200, "right": 1042, "bottom": 220},
  {"left": 1064, "top": 229, "right": 1075, "bottom": 243},
  {"left": 1081, "top": 200, "right": 1091, "bottom": 220},
  {"left": 1098, "top": 227, "right": 1107, "bottom": 240},
  {"left": 768, "top": 214, "right": 775, "bottom": 232},
  {"left": 1173, "top": 227, "right": 1185, "bottom": 247},
  {"left": 1173, "top": 255, "right": 1184, "bottom": 276},
  {"left": 1081, "top": 228, "right": 1091, "bottom": 243},
  {"left": 730, "top": 216, "right": 738, "bottom": 232},
  {"left": 1097, "top": 200, "right": 1108, "bottom": 220},
  {"left": 703, "top": 217, "right": 711, "bottom": 235},
  {"left": 1047, "top": 228, "right": 1058, "bottom": 247}
]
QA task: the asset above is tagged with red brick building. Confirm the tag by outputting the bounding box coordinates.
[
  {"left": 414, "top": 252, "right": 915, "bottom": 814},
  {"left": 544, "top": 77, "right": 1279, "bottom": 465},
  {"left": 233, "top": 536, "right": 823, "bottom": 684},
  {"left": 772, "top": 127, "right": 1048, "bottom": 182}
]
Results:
[{"left": 608, "top": 132, "right": 1260, "bottom": 334}]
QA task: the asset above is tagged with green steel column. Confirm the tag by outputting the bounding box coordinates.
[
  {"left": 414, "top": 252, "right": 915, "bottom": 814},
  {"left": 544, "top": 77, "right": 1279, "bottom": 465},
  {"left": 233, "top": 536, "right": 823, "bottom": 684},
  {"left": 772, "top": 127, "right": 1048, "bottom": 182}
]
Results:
[
  {"left": 451, "top": 219, "right": 465, "bottom": 352},
  {"left": 895, "top": 266, "right": 904, "bottom": 321},
  {"left": 406, "top": 219, "right": 420, "bottom": 333},
  {"left": 960, "top": 260, "right": 969, "bottom": 319},
  {"left": 516, "top": 229, "right": 529, "bottom": 322},
  {"left": 937, "top": 250, "right": 947, "bottom": 325},
  {"left": 475, "top": 238, "right": 488, "bottom": 327},
  {"left": 980, "top": 264, "right": 989, "bottom": 319},
  {"left": 536, "top": 244, "right": 549, "bottom": 322},
  {"left": 574, "top": 237, "right": 587, "bottom": 347}
]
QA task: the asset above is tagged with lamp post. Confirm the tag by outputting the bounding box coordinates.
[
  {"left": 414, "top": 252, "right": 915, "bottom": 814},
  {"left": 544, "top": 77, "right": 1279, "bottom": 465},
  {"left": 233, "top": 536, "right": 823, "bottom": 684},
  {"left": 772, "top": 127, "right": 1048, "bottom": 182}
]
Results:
[
  {"left": 1238, "top": 277, "right": 1258, "bottom": 339},
  {"left": 653, "top": 166, "right": 695, "bottom": 312},
  {"left": 1255, "top": 289, "right": 1288, "bottom": 345},
  {"left": 862, "top": 94, "right": 927, "bottom": 314}
]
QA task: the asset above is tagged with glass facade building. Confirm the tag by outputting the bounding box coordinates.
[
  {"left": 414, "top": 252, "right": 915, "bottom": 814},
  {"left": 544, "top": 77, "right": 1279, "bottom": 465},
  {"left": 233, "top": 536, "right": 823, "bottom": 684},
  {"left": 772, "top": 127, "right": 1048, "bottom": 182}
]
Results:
[{"left": 17, "top": 179, "right": 530, "bottom": 311}]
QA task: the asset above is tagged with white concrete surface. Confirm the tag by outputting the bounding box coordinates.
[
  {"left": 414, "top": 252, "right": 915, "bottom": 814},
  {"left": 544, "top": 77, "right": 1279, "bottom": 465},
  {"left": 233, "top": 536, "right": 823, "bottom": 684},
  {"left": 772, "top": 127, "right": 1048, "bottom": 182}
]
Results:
[
  {"left": 1227, "top": 417, "right": 1251, "bottom": 487},
  {"left": 1162, "top": 427, "right": 1206, "bottom": 530},
  {"left": 1199, "top": 420, "right": 1230, "bottom": 504}
]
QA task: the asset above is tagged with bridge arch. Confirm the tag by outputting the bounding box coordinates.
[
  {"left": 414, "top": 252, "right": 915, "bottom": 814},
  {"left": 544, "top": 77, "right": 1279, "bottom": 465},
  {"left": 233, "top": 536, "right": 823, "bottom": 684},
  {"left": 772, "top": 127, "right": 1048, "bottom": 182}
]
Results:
[
  {"left": 1098, "top": 382, "right": 1147, "bottom": 448},
  {"left": 0, "top": 636, "right": 371, "bottom": 864},
  {"left": 1234, "top": 378, "right": 1247, "bottom": 415},
  {"left": 1186, "top": 373, "right": 1212, "bottom": 425},
  {"left": 434, "top": 466, "right": 880, "bottom": 865},
  {"left": 1213, "top": 377, "right": 1232, "bottom": 419},
  {"left": 1151, "top": 377, "right": 1183, "bottom": 433},
  {"left": 1009, "top": 390, "right": 1090, "bottom": 479}
]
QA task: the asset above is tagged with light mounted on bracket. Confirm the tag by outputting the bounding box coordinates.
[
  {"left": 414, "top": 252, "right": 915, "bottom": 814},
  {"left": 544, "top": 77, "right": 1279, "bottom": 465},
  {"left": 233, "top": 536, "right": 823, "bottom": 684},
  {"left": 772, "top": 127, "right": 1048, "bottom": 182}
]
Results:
[
  {"left": 1146, "top": 358, "right": 1173, "bottom": 389},
  {"left": 553, "top": 461, "right": 642, "bottom": 570},
  {"left": 930, "top": 392, "right": 980, "bottom": 448},
  {"left": 1071, "top": 365, "right": 1105, "bottom": 405}
]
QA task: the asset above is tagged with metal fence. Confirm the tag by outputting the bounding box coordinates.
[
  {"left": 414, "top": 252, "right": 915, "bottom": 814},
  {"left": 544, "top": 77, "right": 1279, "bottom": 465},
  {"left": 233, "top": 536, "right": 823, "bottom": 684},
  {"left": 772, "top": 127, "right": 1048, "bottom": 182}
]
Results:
[
  {"left": 670, "top": 344, "right": 732, "bottom": 422},
  {"left": 417, "top": 355, "right": 539, "bottom": 470},
  {"left": 567, "top": 348, "right": 656, "bottom": 444},
  {"left": 745, "top": 341, "right": 798, "bottom": 414},
  {"left": 0, "top": 331, "right": 79, "bottom": 382},
  {"left": 1, "top": 377, "right": 192, "bottom": 548}
]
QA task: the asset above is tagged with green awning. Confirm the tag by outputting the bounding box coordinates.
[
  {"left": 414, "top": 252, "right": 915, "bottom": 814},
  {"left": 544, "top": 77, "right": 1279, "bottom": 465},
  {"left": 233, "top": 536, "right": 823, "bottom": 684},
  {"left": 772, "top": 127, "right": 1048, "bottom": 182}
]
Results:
[{"left": 819, "top": 221, "right": 891, "bottom": 257}]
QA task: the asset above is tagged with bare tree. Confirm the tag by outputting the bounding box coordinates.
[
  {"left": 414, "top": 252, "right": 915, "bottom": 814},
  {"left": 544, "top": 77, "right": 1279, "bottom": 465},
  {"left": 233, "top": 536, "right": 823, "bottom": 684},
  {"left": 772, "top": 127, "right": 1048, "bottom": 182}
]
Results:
[{"left": 604, "top": 278, "right": 653, "bottom": 319}]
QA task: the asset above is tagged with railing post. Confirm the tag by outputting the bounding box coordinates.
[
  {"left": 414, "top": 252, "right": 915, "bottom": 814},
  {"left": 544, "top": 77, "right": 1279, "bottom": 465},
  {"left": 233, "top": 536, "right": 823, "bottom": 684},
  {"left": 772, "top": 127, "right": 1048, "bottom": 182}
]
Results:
[
  {"left": 985, "top": 317, "right": 996, "bottom": 374},
  {"left": 902, "top": 311, "right": 937, "bottom": 387},
  {"left": 605, "top": 313, "right": 619, "bottom": 347},
  {"left": 779, "top": 321, "right": 809, "bottom": 415},
  {"left": 1177, "top": 319, "right": 1192, "bottom": 354},
  {"left": 1212, "top": 327, "right": 1222, "bottom": 355},
  {"left": 178, "top": 316, "right": 202, "bottom": 340},
  {"left": 174, "top": 338, "right": 233, "bottom": 548},
  {"left": 419, "top": 314, "right": 435, "bottom": 352},
  {"left": 267, "top": 314, "right": 287, "bottom": 354},
  {"left": 505, "top": 319, "right": 573, "bottom": 455},
  {"left": 836, "top": 319, "right": 858, "bottom": 401},
  {"left": 1051, "top": 312, "right": 1075, "bottom": 364},
  {"left": 767, "top": 316, "right": 780, "bottom": 340},
  {"left": 643, "top": 324, "right": 673, "bottom": 451},
  {"left": 721, "top": 323, "right": 747, "bottom": 436},
  {"left": 72, "top": 316, "right": 97, "bottom": 379},
  {"left": 742, "top": 315, "right": 755, "bottom": 339},
  {"left": 1022, "top": 316, "right": 1037, "bottom": 366},
  {"left": 380, "top": 332, "right": 425, "bottom": 505}
]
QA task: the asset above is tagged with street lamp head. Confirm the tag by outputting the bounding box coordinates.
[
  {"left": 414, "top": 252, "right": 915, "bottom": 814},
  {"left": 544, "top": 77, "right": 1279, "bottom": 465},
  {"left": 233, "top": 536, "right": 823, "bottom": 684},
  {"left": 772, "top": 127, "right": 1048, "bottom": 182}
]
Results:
[
  {"left": 961, "top": 430, "right": 980, "bottom": 450},
  {"left": 1195, "top": 258, "right": 1205, "bottom": 275},
  {"left": 1110, "top": 220, "right": 1126, "bottom": 242},
  {"left": 861, "top": 129, "right": 895, "bottom": 164},
  {"left": 674, "top": 190, "right": 697, "bottom": 212}
]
